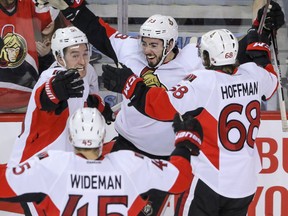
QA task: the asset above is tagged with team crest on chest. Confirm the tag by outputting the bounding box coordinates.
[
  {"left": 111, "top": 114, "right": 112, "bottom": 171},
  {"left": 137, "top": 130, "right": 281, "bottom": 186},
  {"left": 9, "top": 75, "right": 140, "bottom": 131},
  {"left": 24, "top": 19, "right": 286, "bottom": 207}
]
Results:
[
  {"left": 140, "top": 67, "right": 167, "bottom": 90},
  {"left": 0, "top": 25, "right": 27, "bottom": 68}
]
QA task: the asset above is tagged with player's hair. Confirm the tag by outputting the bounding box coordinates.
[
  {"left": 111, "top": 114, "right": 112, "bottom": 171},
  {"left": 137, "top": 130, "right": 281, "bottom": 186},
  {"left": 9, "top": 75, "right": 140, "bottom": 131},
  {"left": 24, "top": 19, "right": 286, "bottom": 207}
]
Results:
[
  {"left": 202, "top": 50, "right": 239, "bottom": 74},
  {"left": 199, "top": 29, "right": 238, "bottom": 69}
]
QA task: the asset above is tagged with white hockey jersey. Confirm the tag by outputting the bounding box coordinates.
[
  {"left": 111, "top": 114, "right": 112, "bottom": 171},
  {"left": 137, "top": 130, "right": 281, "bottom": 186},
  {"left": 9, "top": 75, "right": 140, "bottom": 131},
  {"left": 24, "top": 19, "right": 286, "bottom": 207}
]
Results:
[
  {"left": 70, "top": 8, "right": 203, "bottom": 156},
  {"left": 127, "top": 62, "right": 278, "bottom": 198},
  {"left": 0, "top": 150, "right": 191, "bottom": 216},
  {"left": 110, "top": 33, "right": 203, "bottom": 156},
  {"left": 7, "top": 66, "right": 90, "bottom": 167}
]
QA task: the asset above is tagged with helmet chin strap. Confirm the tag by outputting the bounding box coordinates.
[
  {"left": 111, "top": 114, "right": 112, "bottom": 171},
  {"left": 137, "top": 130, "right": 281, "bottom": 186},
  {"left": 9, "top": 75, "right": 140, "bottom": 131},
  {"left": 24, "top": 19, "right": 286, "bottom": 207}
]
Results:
[
  {"left": 62, "top": 58, "right": 68, "bottom": 68},
  {"left": 58, "top": 58, "right": 67, "bottom": 68},
  {"left": 59, "top": 52, "right": 68, "bottom": 68},
  {"left": 154, "top": 40, "right": 174, "bottom": 68}
]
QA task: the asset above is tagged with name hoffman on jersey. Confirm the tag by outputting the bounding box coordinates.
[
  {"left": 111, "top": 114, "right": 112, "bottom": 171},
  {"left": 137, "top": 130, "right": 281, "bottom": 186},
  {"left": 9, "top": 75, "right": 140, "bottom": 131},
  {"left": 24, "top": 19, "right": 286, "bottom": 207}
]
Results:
[
  {"left": 70, "top": 173, "right": 122, "bottom": 190},
  {"left": 221, "top": 82, "right": 258, "bottom": 99}
]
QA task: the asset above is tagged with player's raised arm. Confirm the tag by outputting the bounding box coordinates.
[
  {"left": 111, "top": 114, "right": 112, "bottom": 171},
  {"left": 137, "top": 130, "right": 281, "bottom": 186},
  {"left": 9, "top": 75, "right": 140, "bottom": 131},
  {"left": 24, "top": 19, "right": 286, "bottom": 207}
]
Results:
[
  {"left": 101, "top": 63, "right": 177, "bottom": 121},
  {"left": 237, "top": 0, "right": 285, "bottom": 64}
]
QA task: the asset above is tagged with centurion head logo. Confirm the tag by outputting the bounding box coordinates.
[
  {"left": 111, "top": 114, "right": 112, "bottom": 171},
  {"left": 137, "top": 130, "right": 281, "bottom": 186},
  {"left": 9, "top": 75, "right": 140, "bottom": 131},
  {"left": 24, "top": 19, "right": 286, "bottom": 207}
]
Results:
[
  {"left": 0, "top": 24, "right": 27, "bottom": 68},
  {"left": 140, "top": 67, "right": 167, "bottom": 90}
]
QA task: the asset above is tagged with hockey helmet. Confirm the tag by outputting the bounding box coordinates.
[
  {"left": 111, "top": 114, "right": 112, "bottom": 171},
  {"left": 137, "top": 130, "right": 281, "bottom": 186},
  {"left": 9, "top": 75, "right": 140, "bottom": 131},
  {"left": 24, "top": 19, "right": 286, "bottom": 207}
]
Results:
[
  {"left": 68, "top": 108, "right": 106, "bottom": 154},
  {"left": 199, "top": 29, "right": 238, "bottom": 66},
  {"left": 51, "top": 26, "right": 88, "bottom": 60},
  {"left": 140, "top": 14, "right": 178, "bottom": 49}
]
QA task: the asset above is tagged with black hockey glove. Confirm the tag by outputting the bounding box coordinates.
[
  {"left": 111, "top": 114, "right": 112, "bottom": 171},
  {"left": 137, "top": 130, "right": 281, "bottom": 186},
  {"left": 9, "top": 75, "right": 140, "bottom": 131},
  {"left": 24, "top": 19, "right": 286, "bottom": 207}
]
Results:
[
  {"left": 253, "top": 0, "right": 285, "bottom": 31},
  {"left": 102, "top": 63, "right": 143, "bottom": 99},
  {"left": 62, "top": 0, "right": 86, "bottom": 21},
  {"left": 87, "top": 94, "right": 115, "bottom": 125},
  {"left": 173, "top": 111, "right": 203, "bottom": 156},
  {"left": 246, "top": 29, "right": 271, "bottom": 67},
  {"left": 45, "top": 69, "right": 84, "bottom": 104}
]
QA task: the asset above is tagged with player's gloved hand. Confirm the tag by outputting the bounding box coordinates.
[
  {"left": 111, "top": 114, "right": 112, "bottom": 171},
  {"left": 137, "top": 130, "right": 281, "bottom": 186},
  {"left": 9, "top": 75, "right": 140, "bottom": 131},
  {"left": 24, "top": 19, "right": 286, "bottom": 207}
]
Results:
[
  {"left": 102, "top": 63, "right": 143, "bottom": 99},
  {"left": 173, "top": 112, "right": 203, "bottom": 156},
  {"left": 45, "top": 69, "right": 84, "bottom": 104},
  {"left": 246, "top": 28, "right": 271, "bottom": 67},
  {"left": 253, "top": 0, "right": 285, "bottom": 31},
  {"left": 87, "top": 94, "right": 115, "bottom": 125}
]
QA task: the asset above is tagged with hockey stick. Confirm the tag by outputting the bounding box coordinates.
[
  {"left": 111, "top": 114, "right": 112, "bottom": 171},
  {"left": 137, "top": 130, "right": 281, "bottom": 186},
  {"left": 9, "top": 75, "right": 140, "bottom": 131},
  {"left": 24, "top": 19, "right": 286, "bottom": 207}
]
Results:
[
  {"left": 270, "top": 29, "right": 288, "bottom": 132},
  {"left": 257, "top": 0, "right": 271, "bottom": 35},
  {"left": 256, "top": 0, "right": 288, "bottom": 132}
]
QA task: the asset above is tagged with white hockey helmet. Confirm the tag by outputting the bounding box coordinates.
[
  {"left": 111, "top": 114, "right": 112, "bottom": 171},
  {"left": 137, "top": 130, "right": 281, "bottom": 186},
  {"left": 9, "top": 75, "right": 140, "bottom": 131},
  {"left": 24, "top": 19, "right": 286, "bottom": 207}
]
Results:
[
  {"left": 199, "top": 29, "right": 238, "bottom": 66},
  {"left": 51, "top": 26, "right": 88, "bottom": 61},
  {"left": 140, "top": 14, "right": 178, "bottom": 67},
  {"left": 140, "top": 14, "right": 178, "bottom": 49},
  {"left": 68, "top": 108, "right": 106, "bottom": 153}
]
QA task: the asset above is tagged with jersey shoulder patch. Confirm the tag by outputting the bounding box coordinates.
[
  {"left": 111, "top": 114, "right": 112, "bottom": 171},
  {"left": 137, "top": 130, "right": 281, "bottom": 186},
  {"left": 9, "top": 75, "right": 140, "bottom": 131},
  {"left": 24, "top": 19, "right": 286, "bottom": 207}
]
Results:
[
  {"left": 184, "top": 74, "right": 197, "bottom": 82},
  {"left": 37, "top": 151, "right": 49, "bottom": 160}
]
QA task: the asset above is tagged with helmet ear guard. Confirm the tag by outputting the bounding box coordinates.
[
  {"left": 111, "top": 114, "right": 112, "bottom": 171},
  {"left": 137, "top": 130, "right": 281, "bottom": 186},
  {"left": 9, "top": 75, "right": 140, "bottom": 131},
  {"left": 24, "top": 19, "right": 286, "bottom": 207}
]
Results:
[
  {"left": 68, "top": 108, "right": 106, "bottom": 155},
  {"left": 199, "top": 29, "right": 238, "bottom": 67},
  {"left": 201, "top": 50, "right": 211, "bottom": 68}
]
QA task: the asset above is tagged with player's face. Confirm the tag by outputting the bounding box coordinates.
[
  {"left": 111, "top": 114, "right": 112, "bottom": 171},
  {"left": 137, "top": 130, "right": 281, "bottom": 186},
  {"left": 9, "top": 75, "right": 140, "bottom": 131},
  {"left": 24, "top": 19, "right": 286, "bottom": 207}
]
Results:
[
  {"left": 141, "top": 37, "right": 164, "bottom": 68},
  {"left": 64, "top": 44, "right": 89, "bottom": 78}
]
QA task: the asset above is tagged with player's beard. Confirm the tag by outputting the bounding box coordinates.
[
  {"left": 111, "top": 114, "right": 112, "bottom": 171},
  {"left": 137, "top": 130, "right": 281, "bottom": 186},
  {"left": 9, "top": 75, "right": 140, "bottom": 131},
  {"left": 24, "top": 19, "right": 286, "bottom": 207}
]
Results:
[{"left": 147, "top": 54, "right": 162, "bottom": 68}]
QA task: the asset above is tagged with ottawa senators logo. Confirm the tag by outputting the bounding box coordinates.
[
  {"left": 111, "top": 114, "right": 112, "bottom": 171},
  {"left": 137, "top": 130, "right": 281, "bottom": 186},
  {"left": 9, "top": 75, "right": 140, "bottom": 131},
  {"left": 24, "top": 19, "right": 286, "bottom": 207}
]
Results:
[
  {"left": 0, "top": 25, "right": 27, "bottom": 68},
  {"left": 140, "top": 67, "right": 167, "bottom": 90}
]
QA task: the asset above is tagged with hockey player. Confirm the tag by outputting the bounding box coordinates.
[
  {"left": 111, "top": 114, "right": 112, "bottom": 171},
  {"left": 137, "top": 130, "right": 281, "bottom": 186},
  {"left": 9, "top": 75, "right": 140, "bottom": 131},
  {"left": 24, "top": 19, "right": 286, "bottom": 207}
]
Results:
[
  {"left": 3, "top": 24, "right": 114, "bottom": 216},
  {"left": 34, "top": 0, "right": 285, "bottom": 214},
  {"left": 34, "top": 0, "right": 202, "bottom": 159},
  {"left": 101, "top": 28, "right": 278, "bottom": 215},
  {"left": 0, "top": 107, "right": 202, "bottom": 215},
  {"left": 7, "top": 26, "right": 114, "bottom": 168},
  {"left": 34, "top": 2, "right": 204, "bottom": 213},
  {"left": 34, "top": 0, "right": 285, "bottom": 160}
]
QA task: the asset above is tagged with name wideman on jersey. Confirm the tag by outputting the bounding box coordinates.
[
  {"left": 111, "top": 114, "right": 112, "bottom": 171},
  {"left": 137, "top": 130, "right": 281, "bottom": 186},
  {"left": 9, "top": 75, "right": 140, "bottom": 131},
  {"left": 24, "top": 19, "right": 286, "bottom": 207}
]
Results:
[{"left": 70, "top": 173, "right": 123, "bottom": 190}]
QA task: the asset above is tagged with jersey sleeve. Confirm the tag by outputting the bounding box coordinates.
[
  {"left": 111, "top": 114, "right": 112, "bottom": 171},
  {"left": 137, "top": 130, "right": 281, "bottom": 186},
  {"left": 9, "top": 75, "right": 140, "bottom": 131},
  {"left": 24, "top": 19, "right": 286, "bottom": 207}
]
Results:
[
  {"left": 128, "top": 71, "right": 211, "bottom": 121},
  {"left": 33, "top": 69, "right": 56, "bottom": 110},
  {"left": 260, "top": 64, "right": 279, "bottom": 100},
  {"left": 0, "top": 152, "right": 63, "bottom": 202},
  {"left": 112, "top": 151, "right": 191, "bottom": 195},
  {"left": 71, "top": 6, "right": 118, "bottom": 65},
  {"left": 0, "top": 164, "right": 17, "bottom": 199},
  {"left": 240, "top": 63, "right": 278, "bottom": 101}
]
